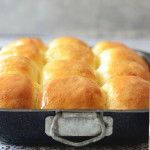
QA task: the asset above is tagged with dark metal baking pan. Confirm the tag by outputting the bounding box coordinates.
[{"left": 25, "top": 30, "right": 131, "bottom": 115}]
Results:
[
  {"left": 0, "top": 110, "right": 148, "bottom": 147},
  {"left": 0, "top": 50, "right": 149, "bottom": 147}
]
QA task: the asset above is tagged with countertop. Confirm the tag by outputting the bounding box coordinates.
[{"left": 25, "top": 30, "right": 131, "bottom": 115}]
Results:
[{"left": 0, "top": 141, "right": 148, "bottom": 150}]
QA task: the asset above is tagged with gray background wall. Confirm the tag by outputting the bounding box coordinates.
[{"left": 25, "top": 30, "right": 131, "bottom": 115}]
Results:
[{"left": 0, "top": 0, "right": 149, "bottom": 39}]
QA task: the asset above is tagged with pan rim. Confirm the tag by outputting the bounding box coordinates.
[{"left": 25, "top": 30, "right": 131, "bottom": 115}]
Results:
[{"left": 0, "top": 108, "right": 148, "bottom": 113}]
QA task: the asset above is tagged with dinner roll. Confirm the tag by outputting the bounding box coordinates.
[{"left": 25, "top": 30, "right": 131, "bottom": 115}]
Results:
[
  {"left": 93, "top": 41, "right": 128, "bottom": 55},
  {"left": 97, "top": 58, "right": 150, "bottom": 84},
  {"left": 96, "top": 47, "right": 149, "bottom": 84},
  {"left": 97, "top": 48, "right": 149, "bottom": 80},
  {"left": 46, "top": 44, "right": 96, "bottom": 68},
  {"left": 0, "top": 74, "right": 40, "bottom": 109},
  {"left": 102, "top": 76, "right": 150, "bottom": 110},
  {"left": 0, "top": 37, "right": 148, "bottom": 110},
  {"left": 42, "top": 59, "right": 97, "bottom": 85},
  {"left": 2, "top": 37, "right": 47, "bottom": 53},
  {"left": 0, "top": 44, "right": 44, "bottom": 69},
  {"left": 0, "top": 56, "right": 39, "bottom": 83},
  {"left": 40, "top": 76, "right": 106, "bottom": 109},
  {"left": 49, "top": 36, "right": 89, "bottom": 49}
]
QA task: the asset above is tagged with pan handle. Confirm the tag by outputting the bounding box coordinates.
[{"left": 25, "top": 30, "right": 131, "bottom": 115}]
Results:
[{"left": 45, "top": 112, "right": 111, "bottom": 147}]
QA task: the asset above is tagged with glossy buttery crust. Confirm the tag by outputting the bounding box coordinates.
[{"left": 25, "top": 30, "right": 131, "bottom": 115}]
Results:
[
  {"left": 0, "top": 38, "right": 45, "bottom": 109},
  {"left": 102, "top": 76, "right": 150, "bottom": 110},
  {"left": 49, "top": 36, "right": 89, "bottom": 49},
  {"left": 0, "top": 44, "right": 44, "bottom": 69},
  {"left": 40, "top": 76, "right": 106, "bottom": 109},
  {"left": 2, "top": 38, "right": 47, "bottom": 53},
  {"left": 0, "top": 37, "right": 149, "bottom": 110},
  {"left": 0, "top": 56, "right": 40, "bottom": 83},
  {"left": 42, "top": 59, "right": 97, "bottom": 85},
  {"left": 41, "top": 38, "right": 149, "bottom": 110},
  {"left": 95, "top": 47, "right": 149, "bottom": 84},
  {"left": 0, "top": 74, "right": 39, "bottom": 109},
  {"left": 46, "top": 44, "right": 96, "bottom": 68},
  {"left": 93, "top": 41, "right": 150, "bottom": 109},
  {"left": 96, "top": 49, "right": 150, "bottom": 83},
  {"left": 93, "top": 41, "right": 128, "bottom": 54}
]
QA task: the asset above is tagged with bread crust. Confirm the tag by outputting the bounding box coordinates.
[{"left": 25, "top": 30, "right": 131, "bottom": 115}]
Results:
[
  {"left": 41, "top": 76, "right": 106, "bottom": 109},
  {"left": 0, "top": 44, "right": 44, "bottom": 68},
  {"left": 102, "top": 76, "right": 150, "bottom": 110},
  {"left": 49, "top": 36, "right": 89, "bottom": 49},
  {"left": 93, "top": 41, "right": 128, "bottom": 54},
  {"left": 0, "top": 38, "right": 149, "bottom": 110},
  {"left": 42, "top": 59, "right": 97, "bottom": 85},
  {"left": 0, "top": 56, "right": 39, "bottom": 83},
  {"left": 2, "top": 38, "right": 47, "bottom": 53},
  {"left": 46, "top": 44, "right": 95, "bottom": 68},
  {"left": 0, "top": 75, "right": 39, "bottom": 109}
]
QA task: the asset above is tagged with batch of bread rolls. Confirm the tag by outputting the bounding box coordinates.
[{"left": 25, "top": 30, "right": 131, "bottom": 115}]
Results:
[{"left": 0, "top": 37, "right": 149, "bottom": 110}]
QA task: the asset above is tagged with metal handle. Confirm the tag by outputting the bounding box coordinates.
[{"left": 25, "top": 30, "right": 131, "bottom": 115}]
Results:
[{"left": 49, "top": 112, "right": 106, "bottom": 147}]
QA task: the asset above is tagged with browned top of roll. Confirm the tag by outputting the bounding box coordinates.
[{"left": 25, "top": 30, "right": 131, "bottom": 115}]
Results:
[
  {"left": 0, "top": 44, "right": 44, "bottom": 68},
  {"left": 41, "top": 76, "right": 106, "bottom": 109},
  {"left": 49, "top": 36, "right": 89, "bottom": 49},
  {"left": 3, "top": 37, "right": 47, "bottom": 52},
  {"left": 0, "top": 56, "right": 39, "bottom": 83},
  {"left": 102, "top": 76, "right": 150, "bottom": 110},
  {"left": 99, "top": 47, "right": 149, "bottom": 70},
  {"left": 0, "top": 75, "right": 39, "bottom": 109},
  {"left": 46, "top": 44, "right": 96, "bottom": 68},
  {"left": 97, "top": 57, "right": 150, "bottom": 83},
  {"left": 93, "top": 41, "right": 128, "bottom": 54},
  {"left": 42, "top": 59, "right": 97, "bottom": 85}
]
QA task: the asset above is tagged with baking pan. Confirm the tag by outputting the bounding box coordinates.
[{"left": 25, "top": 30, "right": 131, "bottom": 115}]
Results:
[{"left": 0, "top": 50, "right": 149, "bottom": 147}]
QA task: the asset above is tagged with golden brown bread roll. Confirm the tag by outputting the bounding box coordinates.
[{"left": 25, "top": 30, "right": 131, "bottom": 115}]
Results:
[
  {"left": 98, "top": 47, "right": 149, "bottom": 70},
  {"left": 49, "top": 36, "right": 89, "bottom": 49},
  {"left": 93, "top": 41, "right": 128, "bottom": 55},
  {"left": 97, "top": 57, "right": 150, "bottom": 84},
  {"left": 46, "top": 44, "right": 96, "bottom": 68},
  {"left": 40, "top": 76, "right": 106, "bottom": 109},
  {"left": 2, "top": 37, "right": 47, "bottom": 53},
  {"left": 96, "top": 47, "right": 149, "bottom": 84},
  {"left": 42, "top": 59, "right": 97, "bottom": 85},
  {"left": 0, "top": 44, "right": 44, "bottom": 69},
  {"left": 102, "top": 76, "right": 150, "bottom": 110},
  {"left": 0, "top": 74, "right": 39, "bottom": 109},
  {"left": 0, "top": 37, "right": 149, "bottom": 110},
  {"left": 0, "top": 56, "right": 39, "bottom": 83}
]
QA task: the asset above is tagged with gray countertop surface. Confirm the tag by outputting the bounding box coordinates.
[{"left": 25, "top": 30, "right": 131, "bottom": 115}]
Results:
[
  {"left": 0, "top": 0, "right": 149, "bottom": 39},
  {"left": 0, "top": 141, "right": 148, "bottom": 150}
]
